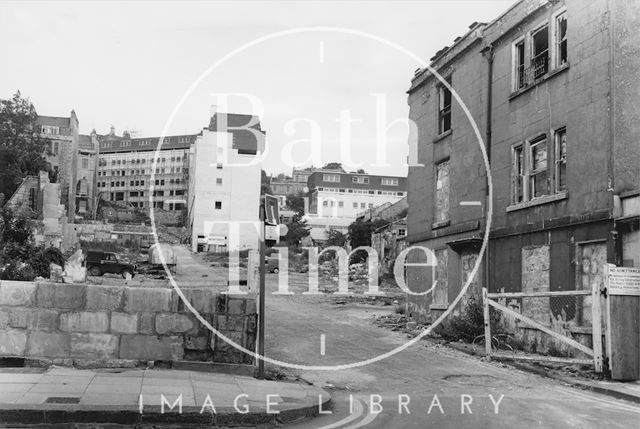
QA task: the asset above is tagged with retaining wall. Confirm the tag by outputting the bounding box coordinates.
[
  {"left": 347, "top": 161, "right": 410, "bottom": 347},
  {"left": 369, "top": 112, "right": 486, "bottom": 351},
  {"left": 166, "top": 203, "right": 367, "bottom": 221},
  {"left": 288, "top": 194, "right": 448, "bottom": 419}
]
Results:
[{"left": 0, "top": 280, "right": 256, "bottom": 367}]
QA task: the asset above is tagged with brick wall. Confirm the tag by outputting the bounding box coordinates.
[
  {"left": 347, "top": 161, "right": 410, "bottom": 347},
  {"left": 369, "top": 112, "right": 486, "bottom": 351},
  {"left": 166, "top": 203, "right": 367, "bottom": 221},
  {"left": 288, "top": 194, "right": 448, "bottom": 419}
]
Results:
[{"left": 0, "top": 280, "right": 256, "bottom": 367}]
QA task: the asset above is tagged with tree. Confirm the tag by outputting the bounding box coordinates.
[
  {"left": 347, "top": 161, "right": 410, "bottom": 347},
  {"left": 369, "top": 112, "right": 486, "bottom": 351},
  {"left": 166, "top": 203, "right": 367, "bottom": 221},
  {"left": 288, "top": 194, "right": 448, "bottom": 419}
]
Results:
[
  {"left": 286, "top": 192, "right": 306, "bottom": 217},
  {"left": 0, "top": 91, "right": 50, "bottom": 200},
  {"left": 348, "top": 218, "right": 387, "bottom": 248},
  {"left": 260, "top": 170, "right": 272, "bottom": 195},
  {"left": 322, "top": 162, "right": 343, "bottom": 171},
  {"left": 0, "top": 205, "right": 64, "bottom": 280},
  {"left": 283, "top": 217, "right": 310, "bottom": 246},
  {"left": 325, "top": 229, "right": 347, "bottom": 247}
]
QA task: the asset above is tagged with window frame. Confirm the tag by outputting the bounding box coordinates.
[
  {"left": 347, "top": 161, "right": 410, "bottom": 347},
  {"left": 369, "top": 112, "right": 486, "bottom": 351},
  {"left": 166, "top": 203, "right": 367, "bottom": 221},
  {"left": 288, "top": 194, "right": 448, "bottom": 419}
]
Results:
[
  {"left": 434, "top": 159, "right": 450, "bottom": 223},
  {"left": 510, "top": 130, "right": 567, "bottom": 206},
  {"left": 528, "top": 136, "right": 549, "bottom": 199},
  {"left": 437, "top": 76, "right": 452, "bottom": 135},
  {"left": 512, "top": 36, "right": 526, "bottom": 91},
  {"left": 554, "top": 127, "right": 567, "bottom": 193},
  {"left": 552, "top": 8, "right": 568, "bottom": 68}
]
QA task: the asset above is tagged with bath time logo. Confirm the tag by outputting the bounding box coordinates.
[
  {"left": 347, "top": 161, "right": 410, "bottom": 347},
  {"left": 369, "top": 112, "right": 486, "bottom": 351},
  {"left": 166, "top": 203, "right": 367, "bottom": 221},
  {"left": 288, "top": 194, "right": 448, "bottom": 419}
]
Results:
[{"left": 148, "top": 27, "right": 493, "bottom": 372}]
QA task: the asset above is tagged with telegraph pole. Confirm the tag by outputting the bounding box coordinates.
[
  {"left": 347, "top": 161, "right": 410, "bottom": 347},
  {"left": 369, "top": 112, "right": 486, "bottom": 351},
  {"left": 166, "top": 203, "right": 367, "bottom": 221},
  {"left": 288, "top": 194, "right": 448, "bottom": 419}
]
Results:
[{"left": 257, "top": 202, "right": 266, "bottom": 379}]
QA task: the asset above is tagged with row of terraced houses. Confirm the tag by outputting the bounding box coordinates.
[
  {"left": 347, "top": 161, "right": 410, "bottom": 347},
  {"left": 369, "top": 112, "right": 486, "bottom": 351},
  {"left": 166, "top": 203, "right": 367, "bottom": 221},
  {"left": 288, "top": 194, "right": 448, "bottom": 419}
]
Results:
[{"left": 405, "top": 0, "right": 640, "bottom": 340}]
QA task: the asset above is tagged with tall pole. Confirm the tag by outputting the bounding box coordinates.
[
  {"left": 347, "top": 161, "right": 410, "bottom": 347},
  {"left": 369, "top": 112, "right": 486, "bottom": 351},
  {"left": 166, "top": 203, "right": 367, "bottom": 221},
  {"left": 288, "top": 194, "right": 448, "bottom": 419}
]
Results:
[{"left": 257, "top": 202, "right": 266, "bottom": 379}]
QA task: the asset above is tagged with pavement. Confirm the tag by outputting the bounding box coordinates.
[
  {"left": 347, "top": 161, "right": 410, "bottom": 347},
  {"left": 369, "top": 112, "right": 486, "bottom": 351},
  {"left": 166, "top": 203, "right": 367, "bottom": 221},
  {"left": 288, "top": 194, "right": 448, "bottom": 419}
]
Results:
[{"left": 0, "top": 366, "right": 330, "bottom": 427}]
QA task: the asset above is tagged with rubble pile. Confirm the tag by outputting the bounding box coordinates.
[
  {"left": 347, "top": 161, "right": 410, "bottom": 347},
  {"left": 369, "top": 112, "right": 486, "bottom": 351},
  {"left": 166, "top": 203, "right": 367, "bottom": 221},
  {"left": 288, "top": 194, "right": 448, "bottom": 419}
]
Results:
[{"left": 375, "top": 313, "right": 430, "bottom": 338}]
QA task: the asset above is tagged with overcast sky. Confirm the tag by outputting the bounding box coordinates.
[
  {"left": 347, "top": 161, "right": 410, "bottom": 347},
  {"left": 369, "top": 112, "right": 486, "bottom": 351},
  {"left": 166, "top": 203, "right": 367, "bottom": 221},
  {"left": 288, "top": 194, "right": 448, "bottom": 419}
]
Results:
[{"left": 0, "top": 0, "right": 513, "bottom": 176}]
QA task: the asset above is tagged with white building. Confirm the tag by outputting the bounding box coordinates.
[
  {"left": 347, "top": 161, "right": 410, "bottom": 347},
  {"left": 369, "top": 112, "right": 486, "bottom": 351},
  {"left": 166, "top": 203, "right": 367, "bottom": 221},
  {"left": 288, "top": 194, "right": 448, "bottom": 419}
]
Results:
[
  {"left": 304, "top": 170, "right": 407, "bottom": 241},
  {"left": 188, "top": 112, "right": 265, "bottom": 252}
]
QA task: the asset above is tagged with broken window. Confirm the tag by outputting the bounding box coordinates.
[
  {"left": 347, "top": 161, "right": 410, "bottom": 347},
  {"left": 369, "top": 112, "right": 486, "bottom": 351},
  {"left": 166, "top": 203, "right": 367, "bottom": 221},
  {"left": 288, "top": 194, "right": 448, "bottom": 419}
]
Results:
[
  {"left": 531, "top": 25, "right": 549, "bottom": 79},
  {"left": 556, "top": 12, "right": 568, "bottom": 66},
  {"left": 435, "top": 160, "right": 450, "bottom": 222},
  {"left": 511, "top": 131, "right": 567, "bottom": 205},
  {"left": 513, "top": 145, "right": 525, "bottom": 203},
  {"left": 437, "top": 77, "right": 452, "bottom": 134},
  {"left": 529, "top": 137, "right": 548, "bottom": 198},
  {"left": 555, "top": 128, "right": 567, "bottom": 191},
  {"left": 515, "top": 40, "right": 526, "bottom": 89}
]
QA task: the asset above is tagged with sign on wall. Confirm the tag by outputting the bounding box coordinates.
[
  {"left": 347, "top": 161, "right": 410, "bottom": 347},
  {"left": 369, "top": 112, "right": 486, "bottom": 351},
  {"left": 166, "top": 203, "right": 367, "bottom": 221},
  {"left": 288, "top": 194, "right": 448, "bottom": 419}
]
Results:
[{"left": 607, "top": 266, "right": 640, "bottom": 296}]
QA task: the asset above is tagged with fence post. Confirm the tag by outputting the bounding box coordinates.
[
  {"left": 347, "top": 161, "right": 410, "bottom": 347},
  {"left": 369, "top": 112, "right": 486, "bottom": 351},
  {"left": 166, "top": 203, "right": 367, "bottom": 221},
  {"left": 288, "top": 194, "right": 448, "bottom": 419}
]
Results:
[
  {"left": 483, "top": 287, "right": 491, "bottom": 358},
  {"left": 592, "top": 265, "right": 604, "bottom": 373}
]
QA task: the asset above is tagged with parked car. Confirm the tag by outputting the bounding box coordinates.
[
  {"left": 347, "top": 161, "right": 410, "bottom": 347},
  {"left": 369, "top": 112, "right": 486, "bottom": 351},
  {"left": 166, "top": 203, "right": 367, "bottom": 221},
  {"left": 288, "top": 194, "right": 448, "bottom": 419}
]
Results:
[
  {"left": 85, "top": 250, "right": 137, "bottom": 279},
  {"left": 266, "top": 256, "right": 279, "bottom": 274}
]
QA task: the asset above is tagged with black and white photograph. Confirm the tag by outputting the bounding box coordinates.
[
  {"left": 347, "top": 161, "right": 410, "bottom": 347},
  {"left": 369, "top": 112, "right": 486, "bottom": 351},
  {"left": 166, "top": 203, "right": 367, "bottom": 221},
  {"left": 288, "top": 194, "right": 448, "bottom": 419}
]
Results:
[{"left": 0, "top": 0, "right": 639, "bottom": 427}]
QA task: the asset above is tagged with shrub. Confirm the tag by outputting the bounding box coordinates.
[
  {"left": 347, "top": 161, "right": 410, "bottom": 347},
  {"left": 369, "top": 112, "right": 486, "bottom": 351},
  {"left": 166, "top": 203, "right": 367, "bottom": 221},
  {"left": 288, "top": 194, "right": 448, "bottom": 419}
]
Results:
[
  {"left": 28, "top": 247, "right": 65, "bottom": 278},
  {"left": 0, "top": 261, "right": 36, "bottom": 281},
  {"left": 434, "top": 297, "right": 503, "bottom": 343}
]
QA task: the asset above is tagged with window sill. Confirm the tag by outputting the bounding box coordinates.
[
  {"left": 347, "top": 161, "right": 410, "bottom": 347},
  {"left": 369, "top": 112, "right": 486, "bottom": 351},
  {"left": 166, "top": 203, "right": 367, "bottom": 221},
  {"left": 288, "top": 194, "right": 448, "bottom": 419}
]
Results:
[
  {"left": 433, "top": 130, "right": 452, "bottom": 143},
  {"left": 432, "top": 219, "right": 450, "bottom": 230},
  {"left": 509, "top": 63, "right": 570, "bottom": 101},
  {"left": 506, "top": 191, "right": 568, "bottom": 213}
]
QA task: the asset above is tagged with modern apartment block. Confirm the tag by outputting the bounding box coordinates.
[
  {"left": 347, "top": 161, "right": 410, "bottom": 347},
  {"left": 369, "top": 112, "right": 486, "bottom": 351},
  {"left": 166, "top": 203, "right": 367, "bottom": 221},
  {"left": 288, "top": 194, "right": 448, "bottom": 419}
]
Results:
[
  {"left": 188, "top": 112, "right": 266, "bottom": 252},
  {"left": 305, "top": 170, "right": 407, "bottom": 241},
  {"left": 406, "top": 0, "right": 640, "bottom": 334},
  {"left": 96, "top": 127, "right": 197, "bottom": 211},
  {"left": 36, "top": 111, "right": 80, "bottom": 221}
]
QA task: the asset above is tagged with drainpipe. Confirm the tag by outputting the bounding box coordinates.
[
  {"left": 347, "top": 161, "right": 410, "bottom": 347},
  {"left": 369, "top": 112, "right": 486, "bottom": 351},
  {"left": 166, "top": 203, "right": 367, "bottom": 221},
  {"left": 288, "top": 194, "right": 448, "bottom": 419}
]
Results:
[{"left": 482, "top": 44, "right": 494, "bottom": 357}]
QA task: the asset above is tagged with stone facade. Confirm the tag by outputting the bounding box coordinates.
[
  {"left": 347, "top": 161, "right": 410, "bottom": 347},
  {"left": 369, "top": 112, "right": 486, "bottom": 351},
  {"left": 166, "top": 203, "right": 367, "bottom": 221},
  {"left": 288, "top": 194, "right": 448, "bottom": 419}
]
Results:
[
  {"left": 406, "top": 0, "right": 640, "bottom": 351},
  {"left": 0, "top": 280, "right": 257, "bottom": 366}
]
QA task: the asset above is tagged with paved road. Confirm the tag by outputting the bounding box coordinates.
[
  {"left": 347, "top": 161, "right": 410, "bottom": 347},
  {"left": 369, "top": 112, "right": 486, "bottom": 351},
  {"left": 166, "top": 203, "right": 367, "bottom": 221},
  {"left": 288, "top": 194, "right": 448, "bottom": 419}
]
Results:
[{"left": 260, "top": 273, "right": 640, "bottom": 429}]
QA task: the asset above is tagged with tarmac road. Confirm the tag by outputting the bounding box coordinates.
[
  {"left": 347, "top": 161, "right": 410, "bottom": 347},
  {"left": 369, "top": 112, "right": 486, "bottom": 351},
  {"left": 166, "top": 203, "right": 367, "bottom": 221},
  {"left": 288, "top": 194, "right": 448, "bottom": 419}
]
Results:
[{"left": 261, "top": 273, "right": 640, "bottom": 429}]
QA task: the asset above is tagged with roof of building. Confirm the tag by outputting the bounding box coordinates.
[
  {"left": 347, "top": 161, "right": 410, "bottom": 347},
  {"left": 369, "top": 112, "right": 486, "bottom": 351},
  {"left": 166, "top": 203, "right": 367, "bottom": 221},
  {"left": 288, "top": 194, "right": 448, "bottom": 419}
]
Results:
[
  {"left": 98, "top": 132, "right": 198, "bottom": 154},
  {"left": 208, "top": 113, "right": 265, "bottom": 155},
  {"left": 78, "top": 135, "right": 95, "bottom": 151},
  {"left": 36, "top": 116, "right": 70, "bottom": 128}
]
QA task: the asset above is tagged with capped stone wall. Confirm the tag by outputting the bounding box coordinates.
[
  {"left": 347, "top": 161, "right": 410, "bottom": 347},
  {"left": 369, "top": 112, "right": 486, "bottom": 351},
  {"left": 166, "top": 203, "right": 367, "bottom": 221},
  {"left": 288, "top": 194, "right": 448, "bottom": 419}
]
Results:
[{"left": 0, "top": 280, "right": 256, "bottom": 367}]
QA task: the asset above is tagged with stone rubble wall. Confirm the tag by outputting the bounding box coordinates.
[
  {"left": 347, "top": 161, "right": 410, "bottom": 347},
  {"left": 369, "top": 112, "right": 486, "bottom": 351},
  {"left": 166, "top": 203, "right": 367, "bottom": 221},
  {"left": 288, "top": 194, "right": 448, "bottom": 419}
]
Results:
[{"left": 0, "top": 280, "right": 256, "bottom": 367}]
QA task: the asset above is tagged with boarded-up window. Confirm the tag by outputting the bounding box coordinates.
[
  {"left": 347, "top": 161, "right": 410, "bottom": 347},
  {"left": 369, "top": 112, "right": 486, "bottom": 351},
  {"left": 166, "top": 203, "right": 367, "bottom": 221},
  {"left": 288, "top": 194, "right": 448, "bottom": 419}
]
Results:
[
  {"left": 435, "top": 161, "right": 450, "bottom": 222},
  {"left": 432, "top": 249, "right": 448, "bottom": 308},
  {"left": 522, "top": 245, "right": 550, "bottom": 321},
  {"left": 461, "top": 252, "right": 481, "bottom": 300},
  {"left": 576, "top": 242, "right": 606, "bottom": 326}
]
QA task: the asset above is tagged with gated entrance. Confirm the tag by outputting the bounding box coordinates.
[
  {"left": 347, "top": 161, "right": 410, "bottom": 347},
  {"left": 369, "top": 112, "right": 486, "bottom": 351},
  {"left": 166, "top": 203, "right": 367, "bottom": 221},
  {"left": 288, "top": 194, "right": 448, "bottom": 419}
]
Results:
[{"left": 483, "top": 241, "right": 606, "bottom": 372}]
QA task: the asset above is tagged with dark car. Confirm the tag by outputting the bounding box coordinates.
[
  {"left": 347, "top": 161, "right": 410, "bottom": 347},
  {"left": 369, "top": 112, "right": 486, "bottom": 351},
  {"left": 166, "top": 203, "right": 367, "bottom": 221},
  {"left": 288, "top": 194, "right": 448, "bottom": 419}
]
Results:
[
  {"left": 265, "top": 256, "right": 279, "bottom": 274},
  {"left": 85, "top": 250, "right": 136, "bottom": 279}
]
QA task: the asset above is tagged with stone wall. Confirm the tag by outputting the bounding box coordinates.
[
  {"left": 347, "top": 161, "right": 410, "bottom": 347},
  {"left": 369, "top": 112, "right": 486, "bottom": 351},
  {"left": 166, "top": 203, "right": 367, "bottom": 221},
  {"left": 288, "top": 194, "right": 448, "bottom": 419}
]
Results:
[{"left": 0, "top": 280, "right": 256, "bottom": 367}]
